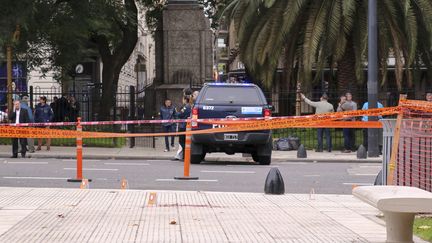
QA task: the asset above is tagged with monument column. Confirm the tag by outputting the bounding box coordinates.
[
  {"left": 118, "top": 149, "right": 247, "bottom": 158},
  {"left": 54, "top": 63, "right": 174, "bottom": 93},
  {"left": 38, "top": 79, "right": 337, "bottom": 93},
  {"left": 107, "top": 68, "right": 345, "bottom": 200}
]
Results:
[{"left": 154, "top": 0, "right": 213, "bottom": 107}]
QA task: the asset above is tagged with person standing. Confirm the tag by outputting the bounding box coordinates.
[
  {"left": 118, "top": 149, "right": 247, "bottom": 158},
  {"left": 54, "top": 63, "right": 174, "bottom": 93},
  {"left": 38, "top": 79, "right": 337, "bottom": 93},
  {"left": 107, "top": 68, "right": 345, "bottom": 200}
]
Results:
[
  {"left": 337, "top": 92, "right": 358, "bottom": 153},
  {"left": 426, "top": 91, "right": 432, "bottom": 102},
  {"left": 192, "top": 91, "right": 200, "bottom": 103},
  {"left": 301, "top": 93, "right": 334, "bottom": 152},
  {"left": 35, "top": 96, "right": 54, "bottom": 151},
  {"left": 51, "top": 96, "right": 59, "bottom": 121},
  {"left": 57, "top": 93, "right": 70, "bottom": 122},
  {"left": 361, "top": 101, "right": 384, "bottom": 151},
  {"left": 9, "top": 101, "right": 30, "bottom": 158},
  {"left": 160, "top": 99, "right": 176, "bottom": 152},
  {"left": 0, "top": 110, "right": 7, "bottom": 123},
  {"left": 68, "top": 96, "right": 80, "bottom": 122},
  {"left": 174, "top": 96, "right": 192, "bottom": 160},
  {"left": 20, "top": 96, "right": 35, "bottom": 153}
]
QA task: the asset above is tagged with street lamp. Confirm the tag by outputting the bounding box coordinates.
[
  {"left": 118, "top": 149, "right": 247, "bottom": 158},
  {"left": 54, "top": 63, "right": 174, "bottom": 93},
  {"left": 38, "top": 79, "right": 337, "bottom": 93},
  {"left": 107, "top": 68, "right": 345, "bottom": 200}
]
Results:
[{"left": 367, "top": 0, "right": 379, "bottom": 157}]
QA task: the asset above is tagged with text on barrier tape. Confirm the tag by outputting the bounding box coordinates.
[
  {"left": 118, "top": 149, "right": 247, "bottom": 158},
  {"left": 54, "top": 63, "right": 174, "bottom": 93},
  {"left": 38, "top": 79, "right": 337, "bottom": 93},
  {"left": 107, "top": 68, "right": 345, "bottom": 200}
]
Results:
[{"left": 0, "top": 107, "right": 397, "bottom": 139}]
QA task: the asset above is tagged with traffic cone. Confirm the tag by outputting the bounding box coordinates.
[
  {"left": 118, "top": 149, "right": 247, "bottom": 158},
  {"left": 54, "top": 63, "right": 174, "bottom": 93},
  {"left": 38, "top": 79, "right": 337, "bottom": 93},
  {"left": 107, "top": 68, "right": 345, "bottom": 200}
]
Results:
[
  {"left": 148, "top": 192, "right": 157, "bottom": 206},
  {"left": 80, "top": 179, "right": 89, "bottom": 189},
  {"left": 121, "top": 178, "right": 128, "bottom": 190}
]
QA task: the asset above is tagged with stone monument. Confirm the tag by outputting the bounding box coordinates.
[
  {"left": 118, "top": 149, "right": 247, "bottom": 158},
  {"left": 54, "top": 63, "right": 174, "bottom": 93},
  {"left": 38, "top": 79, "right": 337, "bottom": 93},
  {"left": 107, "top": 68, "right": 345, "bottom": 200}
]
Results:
[{"left": 150, "top": 0, "right": 213, "bottom": 112}]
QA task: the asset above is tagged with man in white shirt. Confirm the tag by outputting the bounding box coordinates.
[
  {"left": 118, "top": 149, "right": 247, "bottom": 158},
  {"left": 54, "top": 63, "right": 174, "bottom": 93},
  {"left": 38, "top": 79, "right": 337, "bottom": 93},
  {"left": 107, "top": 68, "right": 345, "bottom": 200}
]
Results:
[{"left": 9, "top": 101, "right": 30, "bottom": 158}]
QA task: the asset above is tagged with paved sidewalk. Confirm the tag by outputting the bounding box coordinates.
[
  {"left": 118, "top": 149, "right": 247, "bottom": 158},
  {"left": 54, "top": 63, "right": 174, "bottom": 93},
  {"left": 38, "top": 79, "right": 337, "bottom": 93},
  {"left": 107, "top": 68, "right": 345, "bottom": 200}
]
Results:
[
  {"left": 0, "top": 187, "right": 424, "bottom": 242},
  {"left": 0, "top": 145, "right": 381, "bottom": 163}
]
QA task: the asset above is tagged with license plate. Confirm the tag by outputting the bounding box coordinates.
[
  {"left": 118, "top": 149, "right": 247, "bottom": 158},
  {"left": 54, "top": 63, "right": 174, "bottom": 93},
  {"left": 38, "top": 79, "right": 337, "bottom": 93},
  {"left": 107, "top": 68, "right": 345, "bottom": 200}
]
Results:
[{"left": 224, "top": 134, "right": 238, "bottom": 141}]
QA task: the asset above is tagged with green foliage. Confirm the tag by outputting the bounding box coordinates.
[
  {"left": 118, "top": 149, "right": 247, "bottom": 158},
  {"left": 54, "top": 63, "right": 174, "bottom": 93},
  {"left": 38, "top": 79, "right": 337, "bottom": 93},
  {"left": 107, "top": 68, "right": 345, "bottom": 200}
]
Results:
[
  {"left": 223, "top": 0, "right": 432, "bottom": 89},
  {"left": 414, "top": 217, "right": 432, "bottom": 242},
  {"left": 1, "top": 0, "right": 139, "bottom": 83}
]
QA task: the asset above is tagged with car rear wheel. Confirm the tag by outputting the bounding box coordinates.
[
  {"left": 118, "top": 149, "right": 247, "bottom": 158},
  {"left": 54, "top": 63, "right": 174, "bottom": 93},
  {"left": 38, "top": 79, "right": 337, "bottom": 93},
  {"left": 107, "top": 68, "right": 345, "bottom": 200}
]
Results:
[
  {"left": 252, "top": 155, "right": 271, "bottom": 165},
  {"left": 253, "top": 142, "right": 272, "bottom": 165}
]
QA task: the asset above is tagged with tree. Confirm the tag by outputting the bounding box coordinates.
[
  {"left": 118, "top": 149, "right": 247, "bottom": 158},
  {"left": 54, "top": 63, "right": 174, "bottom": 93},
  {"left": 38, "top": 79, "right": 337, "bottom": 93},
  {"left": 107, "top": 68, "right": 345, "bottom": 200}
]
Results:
[
  {"left": 0, "top": 0, "right": 141, "bottom": 120},
  {"left": 35, "top": 0, "right": 138, "bottom": 120},
  {"left": 223, "top": 0, "right": 432, "bottom": 92}
]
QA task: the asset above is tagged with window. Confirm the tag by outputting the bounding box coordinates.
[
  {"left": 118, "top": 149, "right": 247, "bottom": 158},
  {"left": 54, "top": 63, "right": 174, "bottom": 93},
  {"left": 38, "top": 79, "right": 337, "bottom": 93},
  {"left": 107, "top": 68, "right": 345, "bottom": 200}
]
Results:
[
  {"left": 217, "top": 38, "right": 226, "bottom": 48},
  {"left": 202, "top": 86, "right": 264, "bottom": 105}
]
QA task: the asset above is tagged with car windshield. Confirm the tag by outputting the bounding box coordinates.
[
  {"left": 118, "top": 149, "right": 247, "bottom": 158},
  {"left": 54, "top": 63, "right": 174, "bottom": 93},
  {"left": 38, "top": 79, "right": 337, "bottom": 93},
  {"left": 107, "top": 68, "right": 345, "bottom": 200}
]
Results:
[{"left": 201, "top": 86, "right": 264, "bottom": 105}]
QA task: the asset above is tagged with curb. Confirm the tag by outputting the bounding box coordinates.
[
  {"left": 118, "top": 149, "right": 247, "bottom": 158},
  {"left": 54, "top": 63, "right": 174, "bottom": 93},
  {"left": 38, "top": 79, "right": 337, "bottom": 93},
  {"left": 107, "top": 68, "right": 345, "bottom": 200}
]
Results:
[{"left": 0, "top": 153, "right": 382, "bottom": 163}]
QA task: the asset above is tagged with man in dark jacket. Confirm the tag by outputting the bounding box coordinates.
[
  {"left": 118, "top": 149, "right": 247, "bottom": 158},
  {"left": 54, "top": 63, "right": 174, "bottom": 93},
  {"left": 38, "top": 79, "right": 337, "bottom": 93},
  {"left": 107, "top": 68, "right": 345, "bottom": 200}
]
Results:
[
  {"left": 174, "top": 96, "right": 192, "bottom": 160},
  {"left": 57, "top": 94, "right": 70, "bottom": 121},
  {"left": 35, "top": 96, "right": 54, "bottom": 151},
  {"left": 9, "top": 101, "right": 30, "bottom": 158},
  {"left": 160, "top": 99, "right": 176, "bottom": 152}
]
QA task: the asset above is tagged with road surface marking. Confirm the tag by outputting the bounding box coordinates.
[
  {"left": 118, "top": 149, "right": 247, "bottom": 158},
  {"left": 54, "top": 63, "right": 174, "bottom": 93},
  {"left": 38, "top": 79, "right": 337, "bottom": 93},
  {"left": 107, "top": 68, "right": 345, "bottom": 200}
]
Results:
[
  {"left": 156, "top": 179, "right": 218, "bottom": 182},
  {"left": 225, "top": 165, "right": 280, "bottom": 168},
  {"left": 62, "top": 159, "right": 101, "bottom": 162},
  {"left": 354, "top": 174, "right": 378, "bottom": 176},
  {"left": 303, "top": 175, "right": 320, "bottom": 177},
  {"left": 201, "top": 170, "right": 256, "bottom": 174},
  {"left": 3, "top": 176, "right": 68, "bottom": 180},
  {"left": 63, "top": 168, "right": 118, "bottom": 171},
  {"left": 343, "top": 182, "right": 374, "bottom": 186},
  {"left": 4, "top": 161, "right": 49, "bottom": 164},
  {"left": 104, "top": 163, "right": 149, "bottom": 166}
]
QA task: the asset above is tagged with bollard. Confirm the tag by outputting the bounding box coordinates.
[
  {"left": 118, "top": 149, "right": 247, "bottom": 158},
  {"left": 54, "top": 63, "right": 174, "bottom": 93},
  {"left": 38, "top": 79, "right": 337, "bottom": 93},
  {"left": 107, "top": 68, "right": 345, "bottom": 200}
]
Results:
[
  {"left": 68, "top": 117, "right": 92, "bottom": 183},
  {"left": 264, "top": 168, "right": 285, "bottom": 194},
  {"left": 174, "top": 121, "right": 199, "bottom": 180},
  {"left": 357, "top": 144, "right": 367, "bottom": 159},
  {"left": 297, "top": 144, "right": 307, "bottom": 158}
]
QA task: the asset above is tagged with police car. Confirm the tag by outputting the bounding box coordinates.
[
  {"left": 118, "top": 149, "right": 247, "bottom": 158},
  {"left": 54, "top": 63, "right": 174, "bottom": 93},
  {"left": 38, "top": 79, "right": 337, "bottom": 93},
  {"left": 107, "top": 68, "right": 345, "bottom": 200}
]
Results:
[{"left": 191, "top": 83, "right": 272, "bottom": 164}]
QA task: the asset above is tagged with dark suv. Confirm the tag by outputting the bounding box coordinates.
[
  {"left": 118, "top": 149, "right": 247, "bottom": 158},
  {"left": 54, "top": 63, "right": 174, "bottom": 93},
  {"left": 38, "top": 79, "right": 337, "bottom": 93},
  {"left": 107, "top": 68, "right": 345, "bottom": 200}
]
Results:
[{"left": 191, "top": 83, "right": 272, "bottom": 165}]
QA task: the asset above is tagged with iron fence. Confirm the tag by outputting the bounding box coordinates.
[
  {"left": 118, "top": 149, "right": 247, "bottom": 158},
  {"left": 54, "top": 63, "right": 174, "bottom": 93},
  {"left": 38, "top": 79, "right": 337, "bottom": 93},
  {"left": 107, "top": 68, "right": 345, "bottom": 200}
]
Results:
[
  {"left": 273, "top": 128, "right": 364, "bottom": 151},
  {"left": 1, "top": 85, "right": 405, "bottom": 150},
  {"left": 0, "top": 84, "right": 155, "bottom": 148}
]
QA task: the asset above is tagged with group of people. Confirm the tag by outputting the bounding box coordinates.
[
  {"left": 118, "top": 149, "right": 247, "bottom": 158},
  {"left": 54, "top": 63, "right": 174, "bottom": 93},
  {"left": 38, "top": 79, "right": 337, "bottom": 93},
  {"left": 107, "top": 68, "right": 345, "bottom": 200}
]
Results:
[
  {"left": 301, "top": 91, "right": 432, "bottom": 153},
  {"left": 8, "top": 95, "right": 54, "bottom": 158},
  {"left": 50, "top": 94, "right": 80, "bottom": 122},
  {"left": 159, "top": 88, "right": 199, "bottom": 160},
  {"left": 5, "top": 94, "right": 81, "bottom": 158}
]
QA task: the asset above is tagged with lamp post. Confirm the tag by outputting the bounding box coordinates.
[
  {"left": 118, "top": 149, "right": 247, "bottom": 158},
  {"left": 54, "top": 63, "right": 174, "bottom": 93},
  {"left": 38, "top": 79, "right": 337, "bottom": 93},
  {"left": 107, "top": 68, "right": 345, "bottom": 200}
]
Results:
[{"left": 367, "top": 0, "right": 379, "bottom": 157}]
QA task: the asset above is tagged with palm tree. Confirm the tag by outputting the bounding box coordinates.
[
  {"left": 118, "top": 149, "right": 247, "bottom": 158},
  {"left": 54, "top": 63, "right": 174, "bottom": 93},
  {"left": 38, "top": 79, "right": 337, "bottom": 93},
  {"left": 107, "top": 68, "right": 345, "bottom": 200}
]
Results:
[{"left": 223, "top": 0, "right": 432, "bottom": 92}]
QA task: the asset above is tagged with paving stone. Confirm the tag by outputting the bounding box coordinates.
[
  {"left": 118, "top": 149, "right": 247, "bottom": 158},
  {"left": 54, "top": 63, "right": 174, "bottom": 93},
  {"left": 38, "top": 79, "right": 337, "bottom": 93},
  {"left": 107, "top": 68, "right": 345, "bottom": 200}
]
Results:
[{"left": 0, "top": 187, "right": 427, "bottom": 243}]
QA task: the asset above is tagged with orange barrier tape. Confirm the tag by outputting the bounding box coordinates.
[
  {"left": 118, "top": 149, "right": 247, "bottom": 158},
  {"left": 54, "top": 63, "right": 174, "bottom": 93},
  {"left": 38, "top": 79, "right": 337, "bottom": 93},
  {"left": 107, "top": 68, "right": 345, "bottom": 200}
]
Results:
[
  {"left": 400, "top": 100, "right": 432, "bottom": 113},
  {"left": 0, "top": 107, "right": 399, "bottom": 138},
  {"left": 290, "top": 121, "right": 383, "bottom": 128},
  {"left": 0, "top": 110, "right": 391, "bottom": 139},
  {"left": 0, "top": 121, "right": 382, "bottom": 139}
]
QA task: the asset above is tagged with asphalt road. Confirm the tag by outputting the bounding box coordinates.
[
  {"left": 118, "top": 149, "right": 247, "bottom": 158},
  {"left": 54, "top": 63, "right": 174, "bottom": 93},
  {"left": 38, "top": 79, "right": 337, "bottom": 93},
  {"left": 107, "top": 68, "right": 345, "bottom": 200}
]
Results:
[{"left": 0, "top": 158, "right": 381, "bottom": 194}]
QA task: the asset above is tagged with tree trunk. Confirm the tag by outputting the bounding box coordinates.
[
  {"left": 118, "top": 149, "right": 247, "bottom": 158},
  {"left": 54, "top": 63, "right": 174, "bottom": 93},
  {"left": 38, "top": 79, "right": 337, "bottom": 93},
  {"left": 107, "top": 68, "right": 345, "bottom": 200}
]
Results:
[
  {"left": 337, "top": 39, "right": 358, "bottom": 95},
  {"left": 99, "top": 62, "right": 121, "bottom": 120},
  {"left": 93, "top": 0, "right": 138, "bottom": 121}
]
